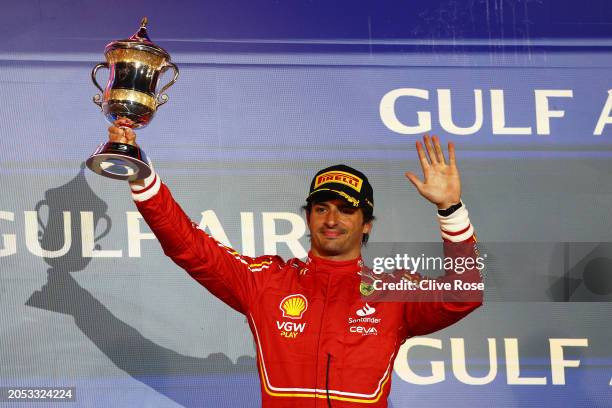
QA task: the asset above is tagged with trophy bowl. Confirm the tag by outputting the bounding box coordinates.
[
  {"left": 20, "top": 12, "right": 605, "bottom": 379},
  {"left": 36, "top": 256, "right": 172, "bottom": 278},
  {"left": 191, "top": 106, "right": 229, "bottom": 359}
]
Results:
[{"left": 86, "top": 17, "right": 178, "bottom": 181}]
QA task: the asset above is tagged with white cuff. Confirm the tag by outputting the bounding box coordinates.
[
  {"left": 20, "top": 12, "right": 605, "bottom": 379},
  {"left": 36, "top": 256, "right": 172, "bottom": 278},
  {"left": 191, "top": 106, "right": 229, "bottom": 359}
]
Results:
[
  {"left": 130, "top": 160, "right": 161, "bottom": 202},
  {"left": 437, "top": 201, "right": 474, "bottom": 242}
]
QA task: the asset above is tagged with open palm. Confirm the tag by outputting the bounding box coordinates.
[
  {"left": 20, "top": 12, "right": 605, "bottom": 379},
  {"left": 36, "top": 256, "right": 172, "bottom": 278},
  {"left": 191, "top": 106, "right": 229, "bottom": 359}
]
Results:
[{"left": 405, "top": 135, "right": 461, "bottom": 210}]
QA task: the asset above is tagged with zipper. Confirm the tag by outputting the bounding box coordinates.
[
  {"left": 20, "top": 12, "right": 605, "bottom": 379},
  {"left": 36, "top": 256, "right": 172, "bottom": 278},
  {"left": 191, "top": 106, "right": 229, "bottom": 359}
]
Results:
[{"left": 314, "top": 268, "right": 332, "bottom": 407}]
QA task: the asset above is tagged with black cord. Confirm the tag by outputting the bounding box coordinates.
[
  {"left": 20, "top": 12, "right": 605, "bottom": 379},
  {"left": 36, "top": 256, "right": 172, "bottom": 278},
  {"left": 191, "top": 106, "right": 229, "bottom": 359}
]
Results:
[{"left": 326, "top": 353, "right": 333, "bottom": 408}]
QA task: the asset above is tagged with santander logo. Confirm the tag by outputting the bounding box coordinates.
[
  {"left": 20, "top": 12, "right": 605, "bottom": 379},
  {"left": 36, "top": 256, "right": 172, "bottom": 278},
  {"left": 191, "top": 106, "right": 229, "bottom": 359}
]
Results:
[{"left": 356, "top": 303, "right": 376, "bottom": 317}]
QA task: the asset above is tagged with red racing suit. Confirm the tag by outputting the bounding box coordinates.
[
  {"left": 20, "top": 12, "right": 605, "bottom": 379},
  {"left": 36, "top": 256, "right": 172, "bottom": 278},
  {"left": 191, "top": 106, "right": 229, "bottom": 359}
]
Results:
[{"left": 131, "top": 170, "right": 482, "bottom": 408}]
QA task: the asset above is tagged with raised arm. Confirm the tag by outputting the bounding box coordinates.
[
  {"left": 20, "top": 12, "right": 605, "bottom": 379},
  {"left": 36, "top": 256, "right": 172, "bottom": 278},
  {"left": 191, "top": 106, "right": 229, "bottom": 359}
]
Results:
[
  {"left": 109, "top": 121, "right": 278, "bottom": 314},
  {"left": 403, "top": 135, "right": 483, "bottom": 336}
]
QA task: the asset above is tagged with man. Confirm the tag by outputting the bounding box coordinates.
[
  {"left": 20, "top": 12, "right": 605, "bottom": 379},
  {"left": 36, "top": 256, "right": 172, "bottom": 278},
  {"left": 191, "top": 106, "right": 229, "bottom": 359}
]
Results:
[{"left": 109, "top": 122, "right": 481, "bottom": 407}]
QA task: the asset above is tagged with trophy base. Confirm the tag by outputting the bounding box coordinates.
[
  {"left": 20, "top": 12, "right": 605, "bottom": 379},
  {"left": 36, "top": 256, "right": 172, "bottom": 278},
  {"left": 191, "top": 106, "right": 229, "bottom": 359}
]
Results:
[{"left": 86, "top": 142, "right": 151, "bottom": 181}]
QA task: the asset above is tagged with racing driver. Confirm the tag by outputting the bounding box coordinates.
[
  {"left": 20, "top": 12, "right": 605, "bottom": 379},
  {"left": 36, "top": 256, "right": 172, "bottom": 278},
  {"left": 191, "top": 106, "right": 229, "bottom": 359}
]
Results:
[{"left": 109, "top": 121, "right": 482, "bottom": 408}]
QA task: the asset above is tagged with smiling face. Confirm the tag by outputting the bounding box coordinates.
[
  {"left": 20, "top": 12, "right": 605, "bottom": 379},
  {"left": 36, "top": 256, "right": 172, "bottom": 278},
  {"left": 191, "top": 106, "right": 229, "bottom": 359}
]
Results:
[{"left": 307, "top": 198, "right": 372, "bottom": 261}]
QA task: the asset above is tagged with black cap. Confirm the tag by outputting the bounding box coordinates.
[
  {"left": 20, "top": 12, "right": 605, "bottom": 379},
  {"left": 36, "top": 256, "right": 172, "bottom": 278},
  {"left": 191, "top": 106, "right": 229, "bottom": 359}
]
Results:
[{"left": 306, "top": 164, "right": 374, "bottom": 210}]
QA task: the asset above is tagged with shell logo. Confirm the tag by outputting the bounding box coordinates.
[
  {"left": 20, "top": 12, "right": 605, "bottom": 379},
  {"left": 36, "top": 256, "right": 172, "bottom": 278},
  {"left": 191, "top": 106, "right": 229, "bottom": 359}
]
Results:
[{"left": 279, "top": 294, "right": 308, "bottom": 319}]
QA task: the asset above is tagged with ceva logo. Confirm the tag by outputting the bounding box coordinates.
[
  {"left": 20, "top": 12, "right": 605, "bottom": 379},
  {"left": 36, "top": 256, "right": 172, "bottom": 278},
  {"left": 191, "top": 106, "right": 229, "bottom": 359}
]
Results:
[
  {"left": 356, "top": 303, "right": 376, "bottom": 317},
  {"left": 350, "top": 326, "right": 378, "bottom": 336}
]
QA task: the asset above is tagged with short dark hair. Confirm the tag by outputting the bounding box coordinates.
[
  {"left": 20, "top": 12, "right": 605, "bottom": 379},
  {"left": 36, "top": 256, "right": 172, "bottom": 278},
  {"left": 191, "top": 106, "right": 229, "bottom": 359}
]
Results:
[{"left": 301, "top": 201, "right": 375, "bottom": 245}]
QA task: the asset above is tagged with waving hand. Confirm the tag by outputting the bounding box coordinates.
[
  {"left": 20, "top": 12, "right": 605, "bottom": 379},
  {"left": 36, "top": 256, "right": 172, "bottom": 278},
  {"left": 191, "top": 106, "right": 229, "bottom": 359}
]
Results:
[{"left": 404, "top": 135, "right": 461, "bottom": 210}]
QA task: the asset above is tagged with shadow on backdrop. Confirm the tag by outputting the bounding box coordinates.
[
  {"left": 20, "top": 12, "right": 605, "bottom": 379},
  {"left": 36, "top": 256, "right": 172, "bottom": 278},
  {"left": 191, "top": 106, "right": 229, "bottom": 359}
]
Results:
[{"left": 26, "top": 164, "right": 259, "bottom": 408}]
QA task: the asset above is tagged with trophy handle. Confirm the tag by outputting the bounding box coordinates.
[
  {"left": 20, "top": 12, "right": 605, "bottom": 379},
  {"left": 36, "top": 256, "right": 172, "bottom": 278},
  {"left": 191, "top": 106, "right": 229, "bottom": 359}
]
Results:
[
  {"left": 155, "top": 62, "right": 179, "bottom": 107},
  {"left": 91, "top": 62, "right": 109, "bottom": 109}
]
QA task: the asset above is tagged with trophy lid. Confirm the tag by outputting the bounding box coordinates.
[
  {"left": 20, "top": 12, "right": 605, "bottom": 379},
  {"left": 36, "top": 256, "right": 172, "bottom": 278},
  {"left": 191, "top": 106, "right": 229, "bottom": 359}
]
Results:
[{"left": 105, "top": 17, "right": 171, "bottom": 60}]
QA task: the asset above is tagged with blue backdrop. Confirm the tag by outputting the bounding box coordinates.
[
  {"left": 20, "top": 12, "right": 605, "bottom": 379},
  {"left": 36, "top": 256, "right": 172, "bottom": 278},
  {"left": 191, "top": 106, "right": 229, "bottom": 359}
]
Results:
[{"left": 0, "top": 1, "right": 611, "bottom": 407}]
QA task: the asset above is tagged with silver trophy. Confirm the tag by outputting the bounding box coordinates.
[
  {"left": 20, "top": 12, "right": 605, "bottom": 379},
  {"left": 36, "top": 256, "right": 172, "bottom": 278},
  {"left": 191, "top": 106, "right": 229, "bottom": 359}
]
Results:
[{"left": 86, "top": 17, "right": 178, "bottom": 181}]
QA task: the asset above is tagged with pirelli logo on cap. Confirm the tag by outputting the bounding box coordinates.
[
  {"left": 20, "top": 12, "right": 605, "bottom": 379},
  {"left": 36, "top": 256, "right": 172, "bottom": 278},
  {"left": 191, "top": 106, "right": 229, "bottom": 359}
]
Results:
[{"left": 314, "top": 171, "right": 363, "bottom": 192}]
